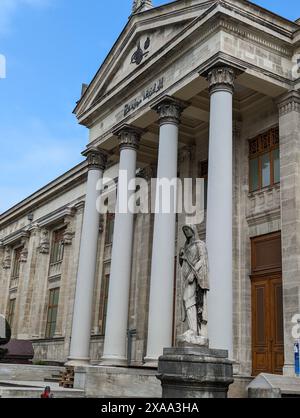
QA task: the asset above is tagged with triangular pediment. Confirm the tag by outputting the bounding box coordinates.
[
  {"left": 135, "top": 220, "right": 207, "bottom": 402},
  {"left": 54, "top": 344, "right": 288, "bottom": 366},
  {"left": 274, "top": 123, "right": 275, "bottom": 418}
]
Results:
[
  {"left": 99, "top": 20, "right": 191, "bottom": 97},
  {"left": 75, "top": 0, "right": 215, "bottom": 119}
]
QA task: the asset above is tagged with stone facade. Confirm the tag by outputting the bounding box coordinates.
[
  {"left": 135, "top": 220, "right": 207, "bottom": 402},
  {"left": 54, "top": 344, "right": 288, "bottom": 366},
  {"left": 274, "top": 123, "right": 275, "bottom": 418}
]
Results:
[{"left": 0, "top": 0, "right": 300, "bottom": 384}]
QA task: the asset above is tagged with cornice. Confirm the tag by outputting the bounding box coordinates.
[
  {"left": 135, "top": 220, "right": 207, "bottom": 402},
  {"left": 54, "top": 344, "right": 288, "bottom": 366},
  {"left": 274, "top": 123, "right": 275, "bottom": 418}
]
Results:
[
  {"left": 246, "top": 207, "right": 281, "bottom": 228},
  {"left": 77, "top": 9, "right": 293, "bottom": 129},
  {"left": 0, "top": 162, "right": 88, "bottom": 229},
  {"left": 218, "top": 16, "right": 292, "bottom": 57},
  {"left": 37, "top": 206, "right": 76, "bottom": 229},
  {"left": 0, "top": 230, "right": 30, "bottom": 247}
]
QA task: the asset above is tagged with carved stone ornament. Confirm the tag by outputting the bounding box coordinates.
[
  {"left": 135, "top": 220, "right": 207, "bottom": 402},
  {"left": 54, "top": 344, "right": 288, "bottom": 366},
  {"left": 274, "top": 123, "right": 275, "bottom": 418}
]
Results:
[
  {"left": 20, "top": 237, "right": 29, "bottom": 263},
  {"left": 277, "top": 91, "right": 300, "bottom": 117},
  {"left": 207, "top": 67, "right": 235, "bottom": 94},
  {"left": 82, "top": 148, "right": 107, "bottom": 171},
  {"left": 132, "top": 0, "right": 152, "bottom": 14},
  {"left": 153, "top": 97, "right": 187, "bottom": 126},
  {"left": 63, "top": 217, "right": 74, "bottom": 246},
  {"left": 2, "top": 247, "right": 12, "bottom": 270},
  {"left": 137, "top": 164, "right": 157, "bottom": 181},
  {"left": 131, "top": 37, "right": 151, "bottom": 66},
  {"left": 39, "top": 229, "right": 50, "bottom": 254},
  {"left": 115, "top": 125, "right": 142, "bottom": 151}
]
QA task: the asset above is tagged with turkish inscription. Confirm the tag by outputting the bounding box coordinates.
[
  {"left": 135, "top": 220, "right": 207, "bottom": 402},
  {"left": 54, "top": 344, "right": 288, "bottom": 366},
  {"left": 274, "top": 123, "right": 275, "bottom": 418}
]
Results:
[{"left": 123, "top": 77, "right": 164, "bottom": 117}]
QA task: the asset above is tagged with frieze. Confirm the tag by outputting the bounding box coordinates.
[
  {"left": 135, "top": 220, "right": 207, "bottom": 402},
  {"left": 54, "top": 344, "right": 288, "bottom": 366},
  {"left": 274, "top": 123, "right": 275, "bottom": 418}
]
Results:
[{"left": 123, "top": 78, "right": 164, "bottom": 117}]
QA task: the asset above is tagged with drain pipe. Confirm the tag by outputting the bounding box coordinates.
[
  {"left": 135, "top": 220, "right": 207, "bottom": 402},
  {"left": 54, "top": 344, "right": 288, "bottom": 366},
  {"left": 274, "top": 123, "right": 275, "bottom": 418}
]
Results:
[{"left": 127, "top": 329, "right": 137, "bottom": 367}]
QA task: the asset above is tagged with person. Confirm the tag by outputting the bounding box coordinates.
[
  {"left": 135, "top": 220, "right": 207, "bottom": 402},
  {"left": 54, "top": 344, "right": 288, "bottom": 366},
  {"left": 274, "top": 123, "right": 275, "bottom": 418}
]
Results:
[
  {"left": 41, "top": 386, "right": 54, "bottom": 398},
  {"left": 179, "top": 225, "right": 210, "bottom": 345}
]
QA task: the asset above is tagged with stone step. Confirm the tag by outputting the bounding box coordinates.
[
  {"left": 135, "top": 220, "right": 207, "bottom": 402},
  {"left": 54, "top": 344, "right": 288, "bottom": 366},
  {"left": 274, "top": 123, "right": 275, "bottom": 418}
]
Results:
[
  {"left": 0, "top": 387, "right": 85, "bottom": 398},
  {"left": 0, "top": 381, "right": 84, "bottom": 398},
  {"left": 44, "top": 372, "right": 63, "bottom": 383}
]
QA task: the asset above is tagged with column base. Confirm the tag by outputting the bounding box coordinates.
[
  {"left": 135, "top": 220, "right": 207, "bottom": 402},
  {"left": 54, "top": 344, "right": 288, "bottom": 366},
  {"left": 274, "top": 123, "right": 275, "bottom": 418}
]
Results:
[
  {"left": 157, "top": 346, "right": 234, "bottom": 398},
  {"left": 101, "top": 355, "right": 128, "bottom": 367},
  {"left": 66, "top": 356, "right": 91, "bottom": 367},
  {"left": 283, "top": 363, "right": 297, "bottom": 377}
]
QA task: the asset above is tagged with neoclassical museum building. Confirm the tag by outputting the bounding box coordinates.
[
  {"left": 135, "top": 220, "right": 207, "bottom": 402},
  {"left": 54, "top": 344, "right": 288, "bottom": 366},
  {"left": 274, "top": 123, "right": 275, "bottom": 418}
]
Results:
[{"left": 1, "top": 0, "right": 300, "bottom": 395}]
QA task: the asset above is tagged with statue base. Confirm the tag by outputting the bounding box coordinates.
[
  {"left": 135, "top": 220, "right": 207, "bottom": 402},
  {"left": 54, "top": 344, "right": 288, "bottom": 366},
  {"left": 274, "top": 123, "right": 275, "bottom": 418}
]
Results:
[
  {"left": 157, "top": 346, "right": 233, "bottom": 398},
  {"left": 177, "top": 330, "right": 209, "bottom": 347}
]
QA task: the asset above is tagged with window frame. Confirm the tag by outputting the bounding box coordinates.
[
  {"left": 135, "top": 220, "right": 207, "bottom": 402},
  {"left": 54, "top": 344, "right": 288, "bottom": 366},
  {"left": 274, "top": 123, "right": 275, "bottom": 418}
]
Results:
[
  {"left": 49, "top": 228, "right": 65, "bottom": 266},
  {"left": 249, "top": 127, "right": 280, "bottom": 193},
  {"left": 6, "top": 298, "right": 16, "bottom": 331},
  {"left": 45, "top": 287, "right": 60, "bottom": 339},
  {"left": 99, "top": 273, "right": 110, "bottom": 335},
  {"left": 11, "top": 247, "right": 23, "bottom": 280}
]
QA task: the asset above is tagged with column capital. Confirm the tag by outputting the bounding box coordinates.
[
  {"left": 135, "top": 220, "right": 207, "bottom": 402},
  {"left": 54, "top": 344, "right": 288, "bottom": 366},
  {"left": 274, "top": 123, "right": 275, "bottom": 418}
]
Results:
[
  {"left": 207, "top": 66, "right": 235, "bottom": 95},
  {"left": 277, "top": 90, "right": 300, "bottom": 117},
  {"left": 152, "top": 96, "right": 187, "bottom": 126},
  {"left": 114, "top": 124, "right": 143, "bottom": 151},
  {"left": 82, "top": 147, "right": 108, "bottom": 171}
]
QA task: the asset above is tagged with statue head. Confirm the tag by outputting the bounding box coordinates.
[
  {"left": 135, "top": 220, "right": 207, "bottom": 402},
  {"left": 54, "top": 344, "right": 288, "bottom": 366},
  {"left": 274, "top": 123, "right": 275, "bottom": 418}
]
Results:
[{"left": 182, "top": 224, "right": 198, "bottom": 241}]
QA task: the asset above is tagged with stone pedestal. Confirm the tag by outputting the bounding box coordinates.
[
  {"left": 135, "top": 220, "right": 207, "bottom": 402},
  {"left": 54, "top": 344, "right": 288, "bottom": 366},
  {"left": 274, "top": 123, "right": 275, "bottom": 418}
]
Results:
[{"left": 157, "top": 347, "right": 234, "bottom": 398}]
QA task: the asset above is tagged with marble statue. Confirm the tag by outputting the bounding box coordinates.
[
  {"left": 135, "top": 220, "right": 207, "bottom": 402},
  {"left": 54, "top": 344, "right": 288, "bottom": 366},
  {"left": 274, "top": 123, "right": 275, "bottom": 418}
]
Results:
[{"left": 178, "top": 225, "right": 210, "bottom": 346}]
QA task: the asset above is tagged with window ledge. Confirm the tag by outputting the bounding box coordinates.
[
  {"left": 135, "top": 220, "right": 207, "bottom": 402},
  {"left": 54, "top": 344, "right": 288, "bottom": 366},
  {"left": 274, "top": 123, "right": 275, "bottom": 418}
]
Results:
[
  {"left": 248, "top": 183, "right": 280, "bottom": 198},
  {"left": 31, "top": 337, "right": 65, "bottom": 343}
]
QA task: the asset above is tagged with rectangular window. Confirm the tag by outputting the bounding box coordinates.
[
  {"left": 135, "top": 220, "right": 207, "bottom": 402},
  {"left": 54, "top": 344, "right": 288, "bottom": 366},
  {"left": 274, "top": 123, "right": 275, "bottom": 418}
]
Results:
[
  {"left": 45, "top": 288, "right": 60, "bottom": 339},
  {"left": 50, "top": 229, "right": 65, "bottom": 265},
  {"left": 249, "top": 127, "right": 280, "bottom": 192},
  {"left": 105, "top": 214, "right": 115, "bottom": 245},
  {"left": 6, "top": 299, "right": 16, "bottom": 331},
  {"left": 11, "top": 247, "right": 22, "bottom": 280},
  {"left": 99, "top": 274, "right": 110, "bottom": 334}
]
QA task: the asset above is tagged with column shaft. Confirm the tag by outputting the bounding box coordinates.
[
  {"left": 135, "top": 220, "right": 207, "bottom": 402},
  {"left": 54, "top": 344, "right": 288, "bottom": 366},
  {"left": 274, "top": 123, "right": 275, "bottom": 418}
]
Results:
[
  {"left": 145, "top": 97, "right": 184, "bottom": 364},
  {"left": 102, "top": 126, "right": 141, "bottom": 365},
  {"left": 68, "top": 149, "right": 107, "bottom": 366},
  {"left": 206, "top": 67, "right": 235, "bottom": 357}
]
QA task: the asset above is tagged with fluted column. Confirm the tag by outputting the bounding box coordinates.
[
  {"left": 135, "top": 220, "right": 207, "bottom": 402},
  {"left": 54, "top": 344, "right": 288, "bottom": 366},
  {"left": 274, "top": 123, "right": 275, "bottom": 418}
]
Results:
[
  {"left": 206, "top": 67, "right": 235, "bottom": 357},
  {"left": 102, "top": 125, "right": 142, "bottom": 366},
  {"left": 67, "top": 148, "right": 107, "bottom": 366},
  {"left": 145, "top": 97, "right": 185, "bottom": 365}
]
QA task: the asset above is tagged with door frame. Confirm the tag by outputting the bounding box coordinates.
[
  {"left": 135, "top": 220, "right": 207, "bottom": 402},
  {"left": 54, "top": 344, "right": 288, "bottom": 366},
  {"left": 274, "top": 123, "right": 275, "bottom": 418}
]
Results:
[
  {"left": 250, "top": 231, "right": 284, "bottom": 376},
  {"left": 251, "top": 273, "right": 283, "bottom": 376}
]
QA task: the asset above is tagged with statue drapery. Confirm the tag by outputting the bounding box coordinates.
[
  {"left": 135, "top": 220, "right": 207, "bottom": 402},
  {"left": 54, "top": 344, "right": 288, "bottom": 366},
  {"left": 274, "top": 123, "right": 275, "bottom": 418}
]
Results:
[{"left": 178, "top": 225, "right": 210, "bottom": 346}]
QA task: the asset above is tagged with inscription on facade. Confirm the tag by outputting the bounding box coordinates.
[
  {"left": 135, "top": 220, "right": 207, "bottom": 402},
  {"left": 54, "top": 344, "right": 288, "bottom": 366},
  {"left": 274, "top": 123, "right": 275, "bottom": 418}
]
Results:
[{"left": 124, "top": 77, "right": 164, "bottom": 116}]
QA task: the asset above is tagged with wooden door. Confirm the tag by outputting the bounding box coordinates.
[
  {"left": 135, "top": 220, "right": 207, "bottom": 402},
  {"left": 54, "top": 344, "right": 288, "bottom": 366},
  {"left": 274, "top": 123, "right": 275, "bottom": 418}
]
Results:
[{"left": 252, "top": 275, "right": 284, "bottom": 376}]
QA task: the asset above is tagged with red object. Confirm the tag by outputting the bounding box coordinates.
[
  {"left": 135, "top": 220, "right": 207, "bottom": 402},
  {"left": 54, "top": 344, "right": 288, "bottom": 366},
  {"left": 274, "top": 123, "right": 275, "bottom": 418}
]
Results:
[{"left": 41, "top": 387, "right": 53, "bottom": 398}]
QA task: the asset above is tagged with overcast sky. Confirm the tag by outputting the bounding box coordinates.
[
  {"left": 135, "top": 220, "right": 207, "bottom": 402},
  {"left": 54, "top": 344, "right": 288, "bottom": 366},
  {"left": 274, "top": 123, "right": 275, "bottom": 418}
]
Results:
[{"left": 0, "top": 0, "right": 299, "bottom": 213}]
